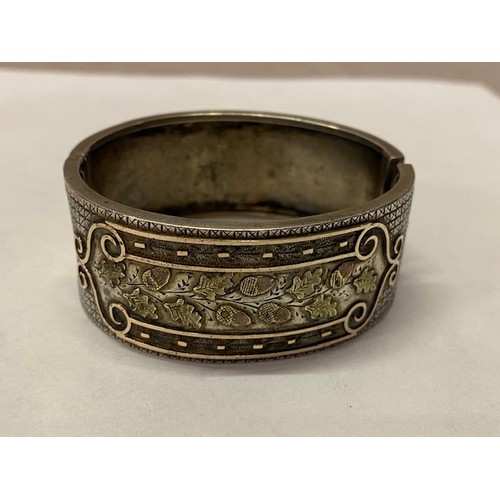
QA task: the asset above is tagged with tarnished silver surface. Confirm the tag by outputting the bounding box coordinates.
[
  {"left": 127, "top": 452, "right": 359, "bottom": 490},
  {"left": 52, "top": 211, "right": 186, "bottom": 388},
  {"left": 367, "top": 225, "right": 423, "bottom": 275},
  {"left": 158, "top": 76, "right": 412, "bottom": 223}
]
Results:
[{"left": 64, "top": 111, "right": 415, "bottom": 362}]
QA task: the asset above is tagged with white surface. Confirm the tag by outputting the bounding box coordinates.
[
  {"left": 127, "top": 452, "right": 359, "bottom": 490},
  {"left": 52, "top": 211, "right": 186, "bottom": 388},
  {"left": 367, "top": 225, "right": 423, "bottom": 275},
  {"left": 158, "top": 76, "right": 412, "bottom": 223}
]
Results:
[{"left": 0, "top": 69, "right": 499, "bottom": 436}]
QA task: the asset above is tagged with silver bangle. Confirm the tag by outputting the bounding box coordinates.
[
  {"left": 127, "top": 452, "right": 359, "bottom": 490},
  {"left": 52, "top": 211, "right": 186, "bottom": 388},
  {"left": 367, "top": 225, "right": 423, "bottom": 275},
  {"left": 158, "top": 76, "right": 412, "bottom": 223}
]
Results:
[{"left": 64, "top": 111, "right": 415, "bottom": 362}]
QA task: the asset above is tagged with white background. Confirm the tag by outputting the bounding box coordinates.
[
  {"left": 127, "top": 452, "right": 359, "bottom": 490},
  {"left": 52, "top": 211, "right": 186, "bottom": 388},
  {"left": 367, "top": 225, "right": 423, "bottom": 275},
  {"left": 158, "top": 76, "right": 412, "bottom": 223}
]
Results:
[{"left": 1, "top": 68, "right": 499, "bottom": 436}]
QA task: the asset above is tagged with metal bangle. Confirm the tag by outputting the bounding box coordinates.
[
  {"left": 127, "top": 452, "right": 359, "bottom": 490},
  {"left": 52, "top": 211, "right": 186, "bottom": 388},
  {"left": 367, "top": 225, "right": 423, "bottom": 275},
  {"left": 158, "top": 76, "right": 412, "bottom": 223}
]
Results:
[{"left": 64, "top": 111, "right": 415, "bottom": 362}]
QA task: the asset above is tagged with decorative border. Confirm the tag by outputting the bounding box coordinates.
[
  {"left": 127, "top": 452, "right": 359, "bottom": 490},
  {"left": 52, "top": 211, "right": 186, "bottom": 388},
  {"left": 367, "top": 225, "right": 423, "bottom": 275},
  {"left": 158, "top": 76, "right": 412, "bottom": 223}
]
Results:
[
  {"left": 66, "top": 184, "right": 413, "bottom": 241},
  {"left": 75, "top": 219, "right": 403, "bottom": 361}
]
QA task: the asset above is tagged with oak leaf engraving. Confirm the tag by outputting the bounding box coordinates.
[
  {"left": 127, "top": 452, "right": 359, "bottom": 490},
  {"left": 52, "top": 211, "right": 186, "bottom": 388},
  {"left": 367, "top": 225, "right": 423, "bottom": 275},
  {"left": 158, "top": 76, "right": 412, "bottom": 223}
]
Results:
[
  {"left": 95, "top": 258, "right": 125, "bottom": 288},
  {"left": 287, "top": 268, "right": 323, "bottom": 300},
  {"left": 353, "top": 268, "right": 378, "bottom": 294},
  {"left": 164, "top": 299, "right": 202, "bottom": 328},
  {"left": 193, "top": 274, "right": 233, "bottom": 301},
  {"left": 305, "top": 295, "right": 338, "bottom": 320},
  {"left": 124, "top": 288, "right": 158, "bottom": 319}
]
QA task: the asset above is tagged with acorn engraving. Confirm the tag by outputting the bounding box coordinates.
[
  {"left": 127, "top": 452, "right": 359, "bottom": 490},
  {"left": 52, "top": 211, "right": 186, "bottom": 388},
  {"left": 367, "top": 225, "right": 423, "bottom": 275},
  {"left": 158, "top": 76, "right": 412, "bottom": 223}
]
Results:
[
  {"left": 330, "top": 261, "right": 355, "bottom": 288},
  {"left": 258, "top": 303, "right": 291, "bottom": 324},
  {"left": 239, "top": 276, "right": 274, "bottom": 297},
  {"left": 216, "top": 305, "right": 252, "bottom": 327},
  {"left": 142, "top": 267, "right": 171, "bottom": 291}
]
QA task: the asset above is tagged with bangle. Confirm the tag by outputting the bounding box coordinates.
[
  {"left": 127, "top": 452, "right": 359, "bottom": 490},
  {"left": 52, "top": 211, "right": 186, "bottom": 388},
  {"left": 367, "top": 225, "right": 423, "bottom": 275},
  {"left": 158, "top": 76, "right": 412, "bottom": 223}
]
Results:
[{"left": 64, "top": 111, "right": 415, "bottom": 362}]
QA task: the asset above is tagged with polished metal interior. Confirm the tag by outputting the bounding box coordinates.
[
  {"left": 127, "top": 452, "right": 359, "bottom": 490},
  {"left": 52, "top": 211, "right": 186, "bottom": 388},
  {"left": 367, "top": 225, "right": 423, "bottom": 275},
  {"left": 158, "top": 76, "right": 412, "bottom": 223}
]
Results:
[{"left": 83, "top": 120, "right": 398, "bottom": 220}]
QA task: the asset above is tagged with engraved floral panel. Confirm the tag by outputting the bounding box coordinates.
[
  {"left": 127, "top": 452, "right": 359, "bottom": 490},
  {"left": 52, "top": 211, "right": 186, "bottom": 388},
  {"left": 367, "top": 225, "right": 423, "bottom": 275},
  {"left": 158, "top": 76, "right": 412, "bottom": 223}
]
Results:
[{"left": 86, "top": 229, "right": 386, "bottom": 334}]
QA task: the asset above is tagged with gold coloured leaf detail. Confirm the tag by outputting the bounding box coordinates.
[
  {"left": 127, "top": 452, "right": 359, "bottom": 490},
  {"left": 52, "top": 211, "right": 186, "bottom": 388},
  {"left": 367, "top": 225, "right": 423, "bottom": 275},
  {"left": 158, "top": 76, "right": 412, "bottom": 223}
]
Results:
[
  {"left": 164, "top": 299, "right": 202, "bottom": 328},
  {"left": 305, "top": 295, "right": 338, "bottom": 320},
  {"left": 142, "top": 267, "right": 171, "bottom": 291},
  {"left": 353, "top": 268, "right": 378, "bottom": 294},
  {"left": 258, "top": 303, "right": 291, "bottom": 324},
  {"left": 239, "top": 276, "right": 274, "bottom": 297},
  {"left": 193, "top": 274, "right": 233, "bottom": 301},
  {"left": 287, "top": 268, "right": 323, "bottom": 300},
  {"left": 95, "top": 258, "right": 125, "bottom": 288},
  {"left": 124, "top": 288, "right": 158, "bottom": 319},
  {"left": 215, "top": 305, "right": 251, "bottom": 327}
]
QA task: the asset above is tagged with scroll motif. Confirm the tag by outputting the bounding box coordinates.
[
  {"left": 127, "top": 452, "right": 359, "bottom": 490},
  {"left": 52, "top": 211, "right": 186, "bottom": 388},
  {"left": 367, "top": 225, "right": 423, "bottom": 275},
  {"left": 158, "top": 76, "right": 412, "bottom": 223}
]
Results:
[{"left": 75, "top": 220, "right": 403, "bottom": 357}]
